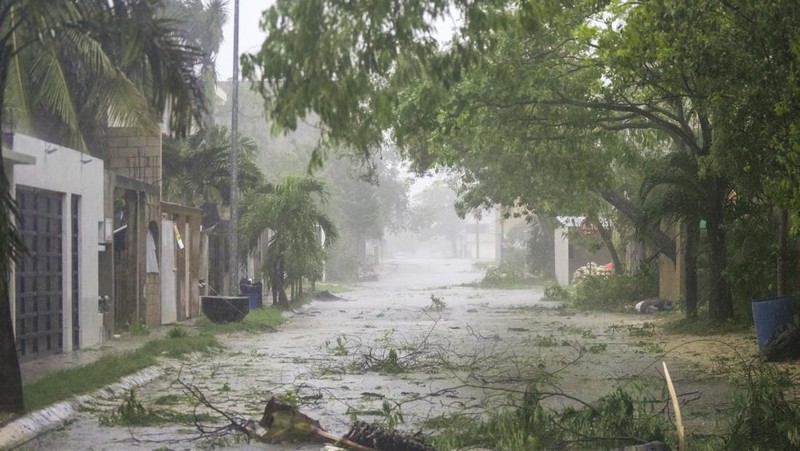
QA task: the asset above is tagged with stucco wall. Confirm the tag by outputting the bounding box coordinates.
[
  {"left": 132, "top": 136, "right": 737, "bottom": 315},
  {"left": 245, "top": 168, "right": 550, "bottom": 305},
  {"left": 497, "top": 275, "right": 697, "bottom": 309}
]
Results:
[{"left": 12, "top": 133, "right": 105, "bottom": 350}]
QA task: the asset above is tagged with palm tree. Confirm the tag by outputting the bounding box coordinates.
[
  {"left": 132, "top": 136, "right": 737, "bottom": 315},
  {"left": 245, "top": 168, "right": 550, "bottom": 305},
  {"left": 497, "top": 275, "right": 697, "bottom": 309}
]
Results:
[
  {"left": 162, "top": 124, "right": 262, "bottom": 206},
  {"left": 3, "top": 0, "right": 204, "bottom": 154},
  {"left": 0, "top": 0, "right": 203, "bottom": 414},
  {"left": 640, "top": 150, "right": 704, "bottom": 318},
  {"left": 239, "top": 176, "right": 338, "bottom": 308},
  {"left": 162, "top": 0, "right": 228, "bottom": 126}
]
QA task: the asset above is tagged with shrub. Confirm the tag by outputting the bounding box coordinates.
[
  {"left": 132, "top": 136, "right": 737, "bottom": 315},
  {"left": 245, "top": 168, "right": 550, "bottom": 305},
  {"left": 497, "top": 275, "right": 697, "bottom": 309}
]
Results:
[
  {"left": 573, "top": 266, "right": 658, "bottom": 311},
  {"left": 481, "top": 255, "right": 536, "bottom": 288},
  {"left": 722, "top": 362, "right": 800, "bottom": 450}
]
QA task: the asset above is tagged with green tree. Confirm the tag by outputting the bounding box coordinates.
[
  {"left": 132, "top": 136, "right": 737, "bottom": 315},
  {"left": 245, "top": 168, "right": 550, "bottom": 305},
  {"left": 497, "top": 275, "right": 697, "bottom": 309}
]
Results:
[
  {"left": 410, "top": 178, "right": 470, "bottom": 257},
  {"left": 4, "top": 0, "right": 203, "bottom": 154},
  {"left": 239, "top": 176, "right": 338, "bottom": 307},
  {"left": 0, "top": 0, "right": 202, "bottom": 414},
  {"left": 163, "top": 0, "right": 228, "bottom": 126},
  {"left": 245, "top": 0, "right": 800, "bottom": 323},
  {"left": 162, "top": 124, "right": 262, "bottom": 206},
  {"left": 640, "top": 152, "right": 704, "bottom": 318},
  {"left": 320, "top": 154, "right": 410, "bottom": 280}
]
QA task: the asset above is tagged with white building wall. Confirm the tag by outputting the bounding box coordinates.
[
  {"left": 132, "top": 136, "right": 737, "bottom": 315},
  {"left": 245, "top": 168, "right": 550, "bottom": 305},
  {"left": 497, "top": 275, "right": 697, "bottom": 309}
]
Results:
[
  {"left": 12, "top": 134, "right": 105, "bottom": 350},
  {"left": 554, "top": 225, "right": 570, "bottom": 286}
]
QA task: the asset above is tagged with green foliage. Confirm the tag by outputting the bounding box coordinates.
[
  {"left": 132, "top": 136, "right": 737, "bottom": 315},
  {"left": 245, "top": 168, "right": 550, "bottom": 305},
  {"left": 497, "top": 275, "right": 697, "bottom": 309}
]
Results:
[
  {"left": 430, "top": 384, "right": 672, "bottom": 450},
  {"left": 23, "top": 324, "right": 252, "bottom": 411},
  {"left": 24, "top": 354, "right": 153, "bottom": 413},
  {"left": 125, "top": 320, "right": 150, "bottom": 336},
  {"left": 573, "top": 267, "right": 658, "bottom": 311},
  {"left": 193, "top": 307, "right": 285, "bottom": 334},
  {"left": 276, "top": 389, "right": 300, "bottom": 408},
  {"left": 725, "top": 210, "right": 798, "bottom": 319},
  {"left": 167, "top": 326, "right": 187, "bottom": 339},
  {"left": 246, "top": 0, "right": 800, "bottom": 327},
  {"left": 23, "top": 308, "right": 286, "bottom": 412},
  {"left": 723, "top": 362, "right": 800, "bottom": 450},
  {"left": 330, "top": 335, "right": 349, "bottom": 357},
  {"left": 662, "top": 317, "right": 751, "bottom": 336},
  {"left": 378, "top": 399, "right": 404, "bottom": 430},
  {"left": 238, "top": 176, "right": 338, "bottom": 305},
  {"left": 162, "top": 125, "right": 263, "bottom": 207},
  {"left": 426, "top": 294, "right": 446, "bottom": 312},
  {"left": 543, "top": 283, "right": 572, "bottom": 302},
  {"left": 140, "top": 334, "right": 219, "bottom": 358},
  {"left": 23, "top": 334, "right": 217, "bottom": 412},
  {"left": 530, "top": 335, "right": 560, "bottom": 348},
  {"left": 99, "top": 389, "right": 150, "bottom": 426},
  {"left": 99, "top": 389, "right": 214, "bottom": 427},
  {"left": 2, "top": 1, "right": 203, "bottom": 154},
  {"left": 481, "top": 257, "right": 537, "bottom": 289},
  {"left": 375, "top": 349, "right": 405, "bottom": 374},
  {"left": 427, "top": 362, "right": 800, "bottom": 449}
]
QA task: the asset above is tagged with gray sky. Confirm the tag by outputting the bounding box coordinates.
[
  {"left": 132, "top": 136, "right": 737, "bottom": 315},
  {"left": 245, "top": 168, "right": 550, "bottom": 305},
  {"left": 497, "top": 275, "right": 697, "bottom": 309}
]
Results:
[{"left": 216, "top": 1, "right": 272, "bottom": 81}]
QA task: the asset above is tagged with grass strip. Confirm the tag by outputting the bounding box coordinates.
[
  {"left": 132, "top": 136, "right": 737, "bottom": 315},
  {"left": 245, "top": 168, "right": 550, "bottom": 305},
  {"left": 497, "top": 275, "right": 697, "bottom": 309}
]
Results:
[
  {"left": 22, "top": 307, "right": 285, "bottom": 413},
  {"left": 23, "top": 334, "right": 218, "bottom": 412}
]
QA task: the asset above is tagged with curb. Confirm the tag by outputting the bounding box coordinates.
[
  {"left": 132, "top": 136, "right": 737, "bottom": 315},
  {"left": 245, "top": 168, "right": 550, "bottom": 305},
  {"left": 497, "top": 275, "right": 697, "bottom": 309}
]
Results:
[{"left": 0, "top": 366, "right": 163, "bottom": 450}]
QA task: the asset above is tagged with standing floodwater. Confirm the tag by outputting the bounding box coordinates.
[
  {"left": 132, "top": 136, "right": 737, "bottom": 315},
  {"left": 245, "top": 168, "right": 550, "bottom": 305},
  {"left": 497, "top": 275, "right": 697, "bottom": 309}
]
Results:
[{"left": 26, "top": 257, "right": 728, "bottom": 450}]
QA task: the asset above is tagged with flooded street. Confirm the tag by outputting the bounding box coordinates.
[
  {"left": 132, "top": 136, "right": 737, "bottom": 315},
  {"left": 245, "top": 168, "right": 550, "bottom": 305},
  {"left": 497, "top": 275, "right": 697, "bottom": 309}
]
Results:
[{"left": 26, "top": 257, "right": 730, "bottom": 450}]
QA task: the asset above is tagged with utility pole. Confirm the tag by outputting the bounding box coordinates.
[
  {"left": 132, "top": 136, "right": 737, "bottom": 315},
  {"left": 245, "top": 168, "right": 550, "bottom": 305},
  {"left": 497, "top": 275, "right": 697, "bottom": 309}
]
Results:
[{"left": 228, "top": 0, "right": 240, "bottom": 295}]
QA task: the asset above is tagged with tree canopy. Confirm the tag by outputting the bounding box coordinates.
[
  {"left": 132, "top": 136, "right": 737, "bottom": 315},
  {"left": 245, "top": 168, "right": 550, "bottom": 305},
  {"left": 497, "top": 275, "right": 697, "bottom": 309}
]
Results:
[{"left": 245, "top": 0, "right": 800, "bottom": 322}]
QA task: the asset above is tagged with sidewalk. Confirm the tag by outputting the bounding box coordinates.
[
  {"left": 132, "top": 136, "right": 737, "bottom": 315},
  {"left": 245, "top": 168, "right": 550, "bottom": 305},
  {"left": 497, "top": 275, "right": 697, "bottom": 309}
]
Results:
[{"left": 19, "top": 325, "right": 174, "bottom": 384}]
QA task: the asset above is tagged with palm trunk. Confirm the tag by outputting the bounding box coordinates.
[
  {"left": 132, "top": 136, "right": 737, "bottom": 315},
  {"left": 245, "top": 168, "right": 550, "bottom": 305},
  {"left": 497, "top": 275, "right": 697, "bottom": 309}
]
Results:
[
  {"left": 0, "top": 54, "right": 25, "bottom": 413},
  {"left": 277, "top": 255, "right": 285, "bottom": 307}
]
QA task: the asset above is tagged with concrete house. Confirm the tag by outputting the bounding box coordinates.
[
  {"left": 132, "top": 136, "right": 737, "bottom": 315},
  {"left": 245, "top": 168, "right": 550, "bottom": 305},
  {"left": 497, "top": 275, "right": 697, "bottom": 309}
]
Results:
[
  {"left": 5, "top": 133, "right": 105, "bottom": 358},
  {"left": 4, "top": 129, "right": 203, "bottom": 361}
]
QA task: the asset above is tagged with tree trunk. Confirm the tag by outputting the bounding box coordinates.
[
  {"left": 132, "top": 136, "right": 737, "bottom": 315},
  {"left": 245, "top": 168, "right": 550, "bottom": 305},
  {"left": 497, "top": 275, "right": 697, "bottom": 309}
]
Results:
[
  {"left": 684, "top": 217, "right": 699, "bottom": 319},
  {"left": 602, "top": 191, "right": 676, "bottom": 263},
  {"left": 595, "top": 217, "right": 623, "bottom": 274},
  {"left": 706, "top": 176, "right": 733, "bottom": 322},
  {"left": 277, "top": 256, "right": 289, "bottom": 308},
  {"left": 777, "top": 207, "right": 788, "bottom": 296},
  {"left": 0, "top": 55, "right": 25, "bottom": 413},
  {"left": 0, "top": 255, "right": 25, "bottom": 414}
]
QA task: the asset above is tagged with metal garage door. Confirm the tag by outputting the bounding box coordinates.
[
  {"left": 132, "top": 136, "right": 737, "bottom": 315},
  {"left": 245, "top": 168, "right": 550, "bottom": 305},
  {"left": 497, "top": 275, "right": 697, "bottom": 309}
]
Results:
[{"left": 15, "top": 186, "right": 64, "bottom": 359}]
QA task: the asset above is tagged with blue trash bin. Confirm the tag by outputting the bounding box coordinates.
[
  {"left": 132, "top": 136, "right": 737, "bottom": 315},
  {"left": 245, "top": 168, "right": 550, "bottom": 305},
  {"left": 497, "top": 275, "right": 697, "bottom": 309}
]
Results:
[
  {"left": 239, "top": 279, "right": 263, "bottom": 310},
  {"left": 752, "top": 295, "right": 797, "bottom": 352}
]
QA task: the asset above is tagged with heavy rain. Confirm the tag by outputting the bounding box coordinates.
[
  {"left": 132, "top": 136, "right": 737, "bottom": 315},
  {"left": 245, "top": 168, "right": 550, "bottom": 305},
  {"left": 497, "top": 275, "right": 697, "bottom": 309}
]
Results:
[{"left": 2, "top": 1, "right": 800, "bottom": 451}]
